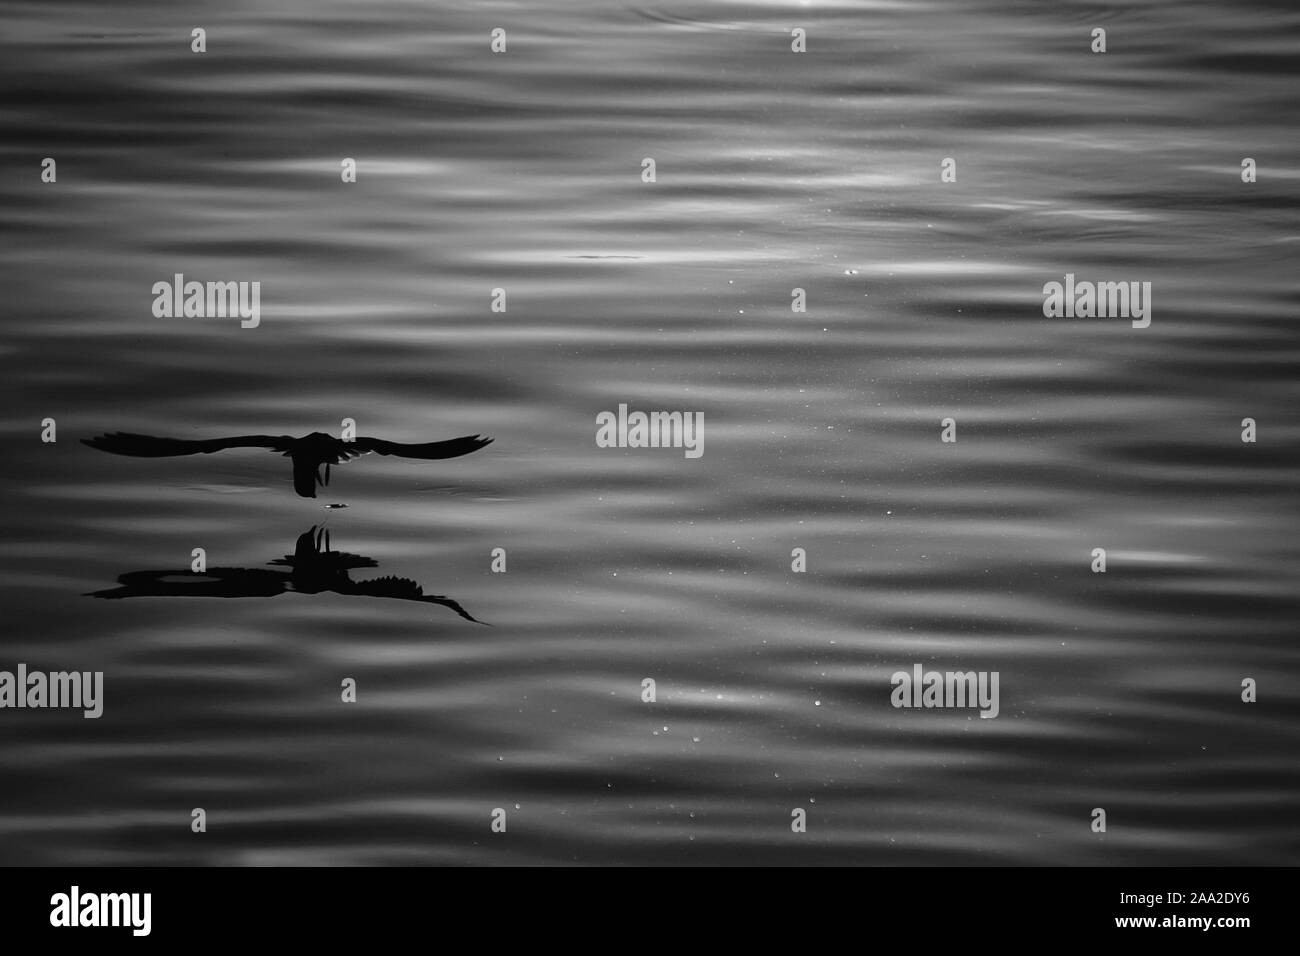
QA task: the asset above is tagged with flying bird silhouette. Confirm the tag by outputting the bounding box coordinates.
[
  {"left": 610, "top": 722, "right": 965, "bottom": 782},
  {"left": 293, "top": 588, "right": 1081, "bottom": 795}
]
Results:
[{"left": 81, "top": 430, "right": 493, "bottom": 497}]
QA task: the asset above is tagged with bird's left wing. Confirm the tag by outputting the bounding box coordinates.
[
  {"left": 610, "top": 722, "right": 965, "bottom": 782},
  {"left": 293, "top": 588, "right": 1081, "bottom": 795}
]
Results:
[
  {"left": 351, "top": 434, "right": 493, "bottom": 460},
  {"left": 348, "top": 575, "right": 486, "bottom": 624}
]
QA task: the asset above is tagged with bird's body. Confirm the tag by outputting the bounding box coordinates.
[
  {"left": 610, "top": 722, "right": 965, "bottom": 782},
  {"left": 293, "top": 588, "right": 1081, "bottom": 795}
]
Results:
[{"left": 82, "top": 430, "right": 493, "bottom": 498}]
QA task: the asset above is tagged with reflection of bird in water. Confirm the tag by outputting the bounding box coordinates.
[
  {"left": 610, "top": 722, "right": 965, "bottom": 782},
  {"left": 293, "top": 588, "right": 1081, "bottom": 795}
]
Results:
[
  {"left": 82, "top": 430, "right": 493, "bottom": 498},
  {"left": 86, "top": 526, "right": 484, "bottom": 624}
]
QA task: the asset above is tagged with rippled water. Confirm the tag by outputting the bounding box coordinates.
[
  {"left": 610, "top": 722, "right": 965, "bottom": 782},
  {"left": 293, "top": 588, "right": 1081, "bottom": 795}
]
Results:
[{"left": 2, "top": 0, "right": 1298, "bottom": 864}]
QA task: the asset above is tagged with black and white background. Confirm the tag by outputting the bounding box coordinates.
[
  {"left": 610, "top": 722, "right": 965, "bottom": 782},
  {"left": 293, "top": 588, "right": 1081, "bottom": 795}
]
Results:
[{"left": 1, "top": 0, "right": 1297, "bottom": 893}]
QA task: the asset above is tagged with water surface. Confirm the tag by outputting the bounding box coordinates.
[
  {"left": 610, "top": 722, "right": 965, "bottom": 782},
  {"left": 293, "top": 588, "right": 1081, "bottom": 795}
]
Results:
[{"left": 1, "top": 0, "right": 1298, "bottom": 864}]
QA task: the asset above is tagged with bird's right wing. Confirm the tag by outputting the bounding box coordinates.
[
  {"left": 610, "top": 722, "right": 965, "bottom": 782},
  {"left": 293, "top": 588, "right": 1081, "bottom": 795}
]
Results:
[{"left": 81, "top": 432, "right": 292, "bottom": 457}]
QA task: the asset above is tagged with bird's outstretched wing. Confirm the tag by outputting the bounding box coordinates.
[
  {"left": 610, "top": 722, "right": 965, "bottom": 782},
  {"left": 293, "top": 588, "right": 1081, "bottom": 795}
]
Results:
[
  {"left": 82, "top": 432, "right": 292, "bottom": 457},
  {"left": 352, "top": 435, "right": 493, "bottom": 460},
  {"left": 85, "top": 568, "right": 288, "bottom": 599},
  {"left": 347, "top": 575, "right": 486, "bottom": 624}
]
